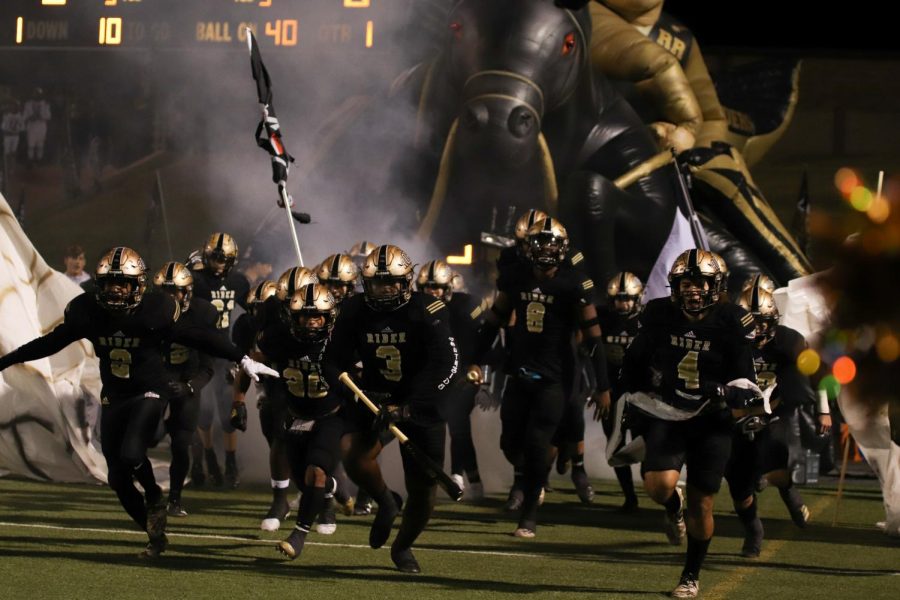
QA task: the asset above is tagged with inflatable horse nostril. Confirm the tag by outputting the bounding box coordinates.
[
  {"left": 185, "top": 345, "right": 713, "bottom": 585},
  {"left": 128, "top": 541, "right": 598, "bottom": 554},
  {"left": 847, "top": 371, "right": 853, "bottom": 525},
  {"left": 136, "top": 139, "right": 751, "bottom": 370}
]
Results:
[
  {"left": 508, "top": 106, "right": 535, "bottom": 138},
  {"left": 462, "top": 102, "right": 489, "bottom": 131}
]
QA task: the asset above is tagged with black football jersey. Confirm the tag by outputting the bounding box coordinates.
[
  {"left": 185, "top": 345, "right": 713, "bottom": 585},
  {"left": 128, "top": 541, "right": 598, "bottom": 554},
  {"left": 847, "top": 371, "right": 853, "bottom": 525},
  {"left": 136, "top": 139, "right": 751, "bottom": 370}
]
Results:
[
  {"left": 0, "top": 292, "right": 243, "bottom": 400},
  {"left": 623, "top": 297, "right": 757, "bottom": 412},
  {"left": 192, "top": 269, "right": 251, "bottom": 331},
  {"left": 257, "top": 322, "right": 339, "bottom": 419},
  {"left": 447, "top": 292, "right": 486, "bottom": 366},
  {"left": 232, "top": 312, "right": 262, "bottom": 357},
  {"left": 753, "top": 325, "right": 814, "bottom": 412},
  {"left": 164, "top": 297, "right": 218, "bottom": 382},
  {"left": 324, "top": 292, "right": 458, "bottom": 404},
  {"left": 498, "top": 262, "right": 595, "bottom": 381},
  {"left": 597, "top": 304, "right": 641, "bottom": 388}
]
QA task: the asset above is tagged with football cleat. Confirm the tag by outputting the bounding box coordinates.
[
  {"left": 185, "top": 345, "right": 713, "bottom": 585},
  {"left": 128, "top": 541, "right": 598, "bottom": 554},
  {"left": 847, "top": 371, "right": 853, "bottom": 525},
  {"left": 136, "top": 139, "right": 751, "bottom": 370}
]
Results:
[
  {"left": 277, "top": 527, "right": 307, "bottom": 560},
  {"left": 166, "top": 500, "right": 188, "bottom": 518},
  {"left": 391, "top": 546, "right": 422, "bottom": 574},
  {"left": 353, "top": 498, "right": 373, "bottom": 516},
  {"left": 261, "top": 495, "right": 291, "bottom": 532},
  {"left": 513, "top": 527, "right": 536, "bottom": 539},
  {"left": 572, "top": 470, "right": 594, "bottom": 505},
  {"left": 145, "top": 498, "right": 168, "bottom": 541},
  {"left": 779, "top": 486, "right": 810, "bottom": 528},
  {"left": 450, "top": 474, "right": 465, "bottom": 499},
  {"left": 316, "top": 498, "right": 338, "bottom": 535},
  {"left": 619, "top": 497, "right": 639, "bottom": 514},
  {"left": 741, "top": 517, "right": 764, "bottom": 558},
  {"left": 663, "top": 487, "right": 686, "bottom": 545},
  {"left": 538, "top": 487, "right": 546, "bottom": 506},
  {"left": 671, "top": 574, "right": 700, "bottom": 598},
  {"left": 140, "top": 533, "right": 168, "bottom": 559},
  {"left": 504, "top": 487, "right": 524, "bottom": 512},
  {"left": 369, "top": 491, "right": 403, "bottom": 549}
]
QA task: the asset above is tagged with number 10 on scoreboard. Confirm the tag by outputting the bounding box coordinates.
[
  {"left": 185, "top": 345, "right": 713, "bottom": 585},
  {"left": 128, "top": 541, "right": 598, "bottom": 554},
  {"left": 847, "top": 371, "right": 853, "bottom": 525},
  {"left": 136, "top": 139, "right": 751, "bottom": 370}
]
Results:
[{"left": 99, "top": 17, "right": 123, "bottom": 45}]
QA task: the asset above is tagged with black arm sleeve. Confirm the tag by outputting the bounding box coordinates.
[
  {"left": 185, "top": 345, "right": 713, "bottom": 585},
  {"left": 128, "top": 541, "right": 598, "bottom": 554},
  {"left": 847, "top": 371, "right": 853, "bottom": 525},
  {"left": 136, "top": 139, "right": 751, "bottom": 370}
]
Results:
[
  {"left": 172, "top": 325, "right": 243, "bottom": 363},
  {"left": 620, "top": 329, "right": 654, "bottom": 393},
  {"left": 400, "top": 308, "right": 459, "bottom": 407},
  {"left": 0, "top": 322, "right": 84, "bottom": 370},
  {"left": 583, "top": 336, "right": 610, "bottom": 393},
  {"left": 190, "top": 351, "right": 216, "bottom": 391}
]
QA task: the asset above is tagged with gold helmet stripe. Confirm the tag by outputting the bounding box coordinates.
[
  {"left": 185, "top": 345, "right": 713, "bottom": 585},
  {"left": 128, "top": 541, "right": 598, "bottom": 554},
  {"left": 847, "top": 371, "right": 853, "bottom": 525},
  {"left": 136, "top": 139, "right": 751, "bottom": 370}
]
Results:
[
  {"left": 377, "top": 245, "right": 388, "bottom": 272},
  {"left": 750, "top": 284, "right": 761, "bottom": 313},
  {"left": 329, "top": 256, "right": 340, "bottom": 279},
  {"left": 618, "top": 271, "right": 626, "bottom": 293},
  {"left": 215, "top": 233, "right": 225, "bottom": 252},
  {"left": 428, "top": 260, "right": 436, "bottom": 282},
  {"left": 165, "top": 261, "right": 176, "bottom": 283},
  {"left": 305, "top": 281, "right": 316, "bottom": 307},
  {"left": 111, "top": 247, "right": 124, "bottom": 272}
]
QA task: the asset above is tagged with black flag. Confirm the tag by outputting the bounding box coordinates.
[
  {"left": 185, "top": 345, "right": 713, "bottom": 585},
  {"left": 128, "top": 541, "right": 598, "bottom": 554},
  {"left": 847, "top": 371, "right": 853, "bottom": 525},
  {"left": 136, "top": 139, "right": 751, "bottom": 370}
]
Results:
[{"left": 247, "top": 31, "right": 294, "bottom": 202}]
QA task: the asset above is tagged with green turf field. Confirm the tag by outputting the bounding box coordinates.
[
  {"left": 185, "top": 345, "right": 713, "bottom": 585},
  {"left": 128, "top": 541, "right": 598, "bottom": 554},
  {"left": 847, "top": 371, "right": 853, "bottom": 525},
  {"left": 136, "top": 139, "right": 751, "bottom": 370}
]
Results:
[{"left": 0, "top": 477, "right": 897, "bottom": 600}]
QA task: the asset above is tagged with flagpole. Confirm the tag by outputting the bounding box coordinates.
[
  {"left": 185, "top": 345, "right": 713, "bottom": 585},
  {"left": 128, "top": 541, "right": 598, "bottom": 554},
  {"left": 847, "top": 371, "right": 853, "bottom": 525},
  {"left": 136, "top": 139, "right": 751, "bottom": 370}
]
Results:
[{"left": 246, "top": 29, "right": 304, "bottom": 267}]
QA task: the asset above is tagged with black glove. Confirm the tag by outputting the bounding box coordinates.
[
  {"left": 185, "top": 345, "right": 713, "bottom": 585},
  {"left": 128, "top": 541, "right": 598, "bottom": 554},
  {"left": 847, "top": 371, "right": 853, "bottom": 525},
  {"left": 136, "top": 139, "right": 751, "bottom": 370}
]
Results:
[
  {"left": 166, "top": 380, "right": 194, "bottom": 399},
  {"left": 704, "top": 381, "right": 762, "bottom": 410},
  {"left": 372, "top": 404, "right": 406, "bottom": 432},
  {"left": 230, "top": 401, "right": 248, "bottom": 432}
]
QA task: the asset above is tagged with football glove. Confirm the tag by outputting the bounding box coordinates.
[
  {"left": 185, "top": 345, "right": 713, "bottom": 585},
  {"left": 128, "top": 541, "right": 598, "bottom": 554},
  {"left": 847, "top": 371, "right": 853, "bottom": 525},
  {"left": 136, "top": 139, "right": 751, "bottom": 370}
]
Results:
[{"left": 230, "top": 401, "right": 248, "bottom": 432}]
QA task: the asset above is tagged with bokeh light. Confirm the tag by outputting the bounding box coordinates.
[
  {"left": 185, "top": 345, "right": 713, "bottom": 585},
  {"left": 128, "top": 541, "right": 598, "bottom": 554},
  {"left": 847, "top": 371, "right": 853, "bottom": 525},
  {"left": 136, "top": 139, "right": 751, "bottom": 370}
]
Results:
[
  {"left": 797, "top": 348, "right": 821, "bottom": 376},
  {"left": 832, "top": 356, "right": 857, "bottom": 384},
  {"left": 849, "top": 186, "right": 873, "bottom": 211},
  {"left": 876, "top": 333, "right": 900, "bottom": 362},
  {"left": 867, "top": 195, "right": 890, "bottom": 223},
  {"left": 818, "top": 374, "right": 841, "bottom": 401},
  {"left": 834, "top": 168, "right": 859, "bottom": 197}
]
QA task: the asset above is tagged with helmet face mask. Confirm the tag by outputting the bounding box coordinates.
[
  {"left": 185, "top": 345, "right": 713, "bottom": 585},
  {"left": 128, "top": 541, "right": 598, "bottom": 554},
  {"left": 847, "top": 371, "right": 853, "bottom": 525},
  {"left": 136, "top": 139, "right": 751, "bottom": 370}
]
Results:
[
  {"left": 416, "top": 260, "right": 453, "bottom": 302},
  {"left": 738, "top": 287, "right": 779, "bottom": 346},
  {"left": 153, "top": 262, "right": 194, "bottom": 312},
  {"left": 514, "top": 209, "right": 548, "bottom": 256},
  {"left": 525, "top": 218, "right": 568, "bottom": 270},
  {"left": 202, "top": 233, "right": 238, "bottom": 277},
  {"left": 288, "top": 284, "right": 336, "bottom": 342},
  {"left": 362, "top": 245, "right": 414, "bottom": 311},
  {"left": 95, "top": 247, "right": 147, "bottom": 312},
  {"left": 316, "top": 254, "right": 359, "bottom": 304},
  {"left": 607, "top": 272, "right": 644, "bottom": 317},
  {"left": 668, "top": 249, "right": 722, "bottom": 314}
]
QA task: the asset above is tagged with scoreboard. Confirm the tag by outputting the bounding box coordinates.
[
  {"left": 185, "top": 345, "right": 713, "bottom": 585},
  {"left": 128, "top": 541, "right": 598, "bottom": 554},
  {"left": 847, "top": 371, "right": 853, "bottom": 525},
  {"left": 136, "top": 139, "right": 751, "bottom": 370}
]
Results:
[{"left": 2, "top": 0, "right": 413, "bottom": 52}]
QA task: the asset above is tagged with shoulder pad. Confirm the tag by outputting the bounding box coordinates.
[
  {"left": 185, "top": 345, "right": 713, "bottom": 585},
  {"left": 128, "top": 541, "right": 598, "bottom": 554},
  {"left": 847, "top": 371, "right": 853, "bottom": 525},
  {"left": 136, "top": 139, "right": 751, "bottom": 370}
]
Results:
[{"left": 63, "top": 292, "right": 94, "bottom": 329}]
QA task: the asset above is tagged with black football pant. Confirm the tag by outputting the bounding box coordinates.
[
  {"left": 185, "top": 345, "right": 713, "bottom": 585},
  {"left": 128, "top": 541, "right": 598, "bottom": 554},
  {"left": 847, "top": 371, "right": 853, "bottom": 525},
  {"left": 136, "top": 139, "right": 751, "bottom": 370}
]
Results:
[
  {"left": 101, "top": 393, "right": 166, "bottom": 530},
  {"left": 442, "top": 383, "right": 479, "bottom": 477},
  {"left": 165, "top": 388, "right": 201, "bottom": 501},
  {"left": 500, "top": 378, "right": 565, "bottom": 524}
]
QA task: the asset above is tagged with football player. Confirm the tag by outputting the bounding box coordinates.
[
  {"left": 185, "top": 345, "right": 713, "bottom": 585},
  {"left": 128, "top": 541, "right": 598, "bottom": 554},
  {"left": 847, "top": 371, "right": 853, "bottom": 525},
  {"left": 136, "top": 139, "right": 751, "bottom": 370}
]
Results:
[
  {"left": 0, "top": 247, "right": 276, "bottom": 558},
  {"left": 153, "top": 262, "right": 218, "bottom": 518},
  {"left": 726, "top": 286, "right": 831, "bottom": 557},
  {"left": 621, "top": 249, "right": 759, "bottom": 598},
  {"left": 324, "top": 244, "right": 458, "bottom": 573},
  {"left": 417, "top": 259, "right": 486, "bottom": 499},
  {"left": 474, "top": 218, "right": 610, "bottom": 538},
  {"left": 234, "top": 284, "right": 344, "bottom": 560},
  {"left": 593, "top": 271, "right": 644, "bottom": 512},
  {"left": 192, "top": 233, "right": 251, "bottom": 489}
]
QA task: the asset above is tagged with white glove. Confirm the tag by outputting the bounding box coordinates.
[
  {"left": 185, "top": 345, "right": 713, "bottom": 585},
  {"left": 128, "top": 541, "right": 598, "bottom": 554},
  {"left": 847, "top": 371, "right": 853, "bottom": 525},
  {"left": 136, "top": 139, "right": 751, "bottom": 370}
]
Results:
[{"left": 240, "top": 355, "right": 279, "bottom": 382}]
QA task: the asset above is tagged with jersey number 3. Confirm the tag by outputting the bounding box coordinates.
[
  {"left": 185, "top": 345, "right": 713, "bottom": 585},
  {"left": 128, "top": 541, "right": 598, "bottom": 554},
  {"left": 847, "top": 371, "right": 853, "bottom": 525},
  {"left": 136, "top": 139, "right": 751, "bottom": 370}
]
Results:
[{"left": 376, "top": 345, "right": 402, "bottom": 382}]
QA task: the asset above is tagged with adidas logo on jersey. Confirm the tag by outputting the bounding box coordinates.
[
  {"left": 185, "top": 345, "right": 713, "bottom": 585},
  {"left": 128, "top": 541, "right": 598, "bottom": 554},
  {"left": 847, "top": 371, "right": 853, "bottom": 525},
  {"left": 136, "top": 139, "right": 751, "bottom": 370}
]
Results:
[
  {"left": 381, "top": 326, "right": 394, "bottom": 333},
  {"left": 532, "top": 287, "right": 541, "bottom": 294},
  {"left": 113, "top": 330, "right": 125, "bottom": 337},
  {"left": 684, "top": 330, "right": 696, "bottom": 338}
]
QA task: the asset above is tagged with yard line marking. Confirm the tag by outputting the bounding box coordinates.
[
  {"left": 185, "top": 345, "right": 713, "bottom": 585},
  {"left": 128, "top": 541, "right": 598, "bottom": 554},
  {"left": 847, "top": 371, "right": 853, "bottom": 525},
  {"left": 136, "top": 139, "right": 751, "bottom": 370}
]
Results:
[{"left": 0, "top": 521, "right": 559, "bottom": 560}]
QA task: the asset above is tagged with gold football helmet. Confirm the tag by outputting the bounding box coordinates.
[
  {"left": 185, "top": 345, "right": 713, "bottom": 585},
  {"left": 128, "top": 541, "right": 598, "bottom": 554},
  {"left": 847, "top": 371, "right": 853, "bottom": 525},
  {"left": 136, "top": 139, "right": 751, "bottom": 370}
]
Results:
[
  {"left": 416, "top": 259, "right": 455, "bottom": 301},
  {"left": 276, "top": 267, "right": 318, "bottom": 302},
  {"left": 738, "top": 287, "right": 779, "bottom": 344},
  {"left": 202, "top": 233, "right": 238, "bottom": 276},
  {"left": 316, "top": 253, "right": 359, "bottom": 304},
  {"left": 668, "top": 249, "right": 723, "bottom": 313},
  {"left": 515, "top": 209, "right": 549, "bottom": 242},
  {"left": 246, "top": 280, "right": 278, "bottom": 317},
  {"left": 606, "top": 271, "right": 644, "bottom": 317},
  {"left": 525, "top": 218, "right": 569, "bottom": 269},
  {"left": 153, "top": 262, "right": 194, "bottom": 311},
  {"left": 362, "top": 244, "right": 414, "bottom": 311},
  {"left": 288, "top": 283, "right": 337, "bottom": 342},
  {"left": 349, "top": 240, "right": 379, "bottom": 267},
  {"left": 742, "top": 273, "right": 777, "bottom": 295},
  {"left": 450, "top": 270, "right": 466, "bottom": 293},
  {"left": 95, "top": 247, "right": 147, "bottom": 311}
]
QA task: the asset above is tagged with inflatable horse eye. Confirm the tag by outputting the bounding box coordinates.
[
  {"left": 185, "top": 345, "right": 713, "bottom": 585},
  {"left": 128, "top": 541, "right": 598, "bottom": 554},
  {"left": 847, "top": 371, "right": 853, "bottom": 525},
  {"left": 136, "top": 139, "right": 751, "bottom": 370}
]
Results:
[
  {"left": 562, "top": 32, "right": 576, "bottom": 56},
  {"left": 450, "top": 21, "right": 463, "bottom": 40}
]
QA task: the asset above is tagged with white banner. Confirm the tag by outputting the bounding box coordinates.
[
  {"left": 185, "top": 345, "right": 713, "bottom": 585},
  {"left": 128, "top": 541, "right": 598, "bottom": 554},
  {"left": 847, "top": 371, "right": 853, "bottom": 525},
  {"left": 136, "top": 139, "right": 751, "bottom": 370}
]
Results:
[{"left": 0, "top": 192, "right": 106, "bottom": 482}]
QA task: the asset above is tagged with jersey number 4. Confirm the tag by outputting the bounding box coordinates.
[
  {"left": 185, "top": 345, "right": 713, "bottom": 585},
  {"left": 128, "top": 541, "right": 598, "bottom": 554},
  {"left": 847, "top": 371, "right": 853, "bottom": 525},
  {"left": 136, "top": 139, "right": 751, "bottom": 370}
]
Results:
[
  {"left": 376, "top": 345, "right": 402, "bottom": 382},
  {"left": 677, "top": 350, "right": 700, "bottom": 390}
]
